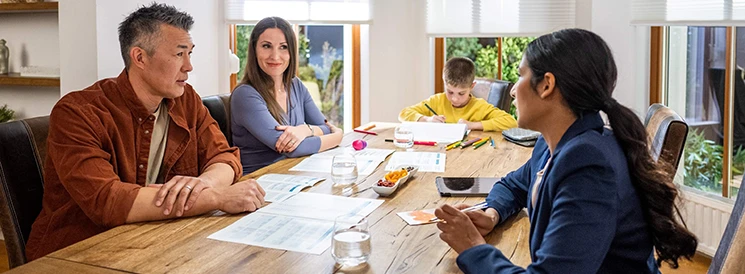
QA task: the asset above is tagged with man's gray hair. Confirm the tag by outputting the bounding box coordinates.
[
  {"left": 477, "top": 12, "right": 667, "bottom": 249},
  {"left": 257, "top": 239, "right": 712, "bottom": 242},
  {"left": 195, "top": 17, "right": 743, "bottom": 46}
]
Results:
[{"left": 118, "top": 3, "right": 194, "bottom": 69}]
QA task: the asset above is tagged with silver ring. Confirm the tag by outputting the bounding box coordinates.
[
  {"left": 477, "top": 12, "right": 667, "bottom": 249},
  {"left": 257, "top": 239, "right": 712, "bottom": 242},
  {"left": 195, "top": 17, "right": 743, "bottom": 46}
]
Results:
[
  {"left": 185, "top": 185, "right": 193, "bottom": 191},
  {"left": 290, "top": 140, "right": 296, "bottom": 144}
]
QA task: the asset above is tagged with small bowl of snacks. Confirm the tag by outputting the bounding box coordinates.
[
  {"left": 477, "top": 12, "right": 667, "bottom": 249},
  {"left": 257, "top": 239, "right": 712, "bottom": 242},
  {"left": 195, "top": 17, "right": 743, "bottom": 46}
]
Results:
[{"left": 372, "top": 167, "right": 414, "bottom": 196}]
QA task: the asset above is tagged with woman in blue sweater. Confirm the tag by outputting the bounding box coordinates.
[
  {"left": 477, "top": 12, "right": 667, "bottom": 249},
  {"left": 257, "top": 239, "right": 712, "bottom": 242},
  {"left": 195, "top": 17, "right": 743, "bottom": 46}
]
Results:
[
  {"left": 231, "top": 17, "right": 343, "bottom": 174},
  {"left": 434, "top": 29, "right": 698, "bottom": 273}
]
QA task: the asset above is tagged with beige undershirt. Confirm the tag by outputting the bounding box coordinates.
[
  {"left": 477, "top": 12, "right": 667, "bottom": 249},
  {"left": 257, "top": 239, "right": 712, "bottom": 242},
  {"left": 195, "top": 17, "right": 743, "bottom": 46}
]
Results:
[{"left": 146, "top": 101, "right": 170, "bottom": 186}]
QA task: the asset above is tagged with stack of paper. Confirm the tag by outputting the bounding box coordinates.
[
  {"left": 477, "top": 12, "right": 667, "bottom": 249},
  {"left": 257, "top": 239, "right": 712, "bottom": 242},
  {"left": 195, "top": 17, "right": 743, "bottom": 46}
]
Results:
[
  {"left": 385, "top": 152, "right": 446, "bottom": 172},
  {"left": 401, "top": 122, "right": 467, "bottom": 144},
  {"left": 208, "top": 192, "right": 383, "bottom": 254},
  {"left": 289, "top": 148, "right": 395, "bottom": 175},
  {"left": 255, "top": 174, "right": 325, "bottom": 203}
]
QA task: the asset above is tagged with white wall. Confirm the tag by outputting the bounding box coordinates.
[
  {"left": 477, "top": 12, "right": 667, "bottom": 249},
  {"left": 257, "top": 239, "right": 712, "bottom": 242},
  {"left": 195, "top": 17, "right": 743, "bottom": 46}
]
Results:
[
  {"left": 0, "top": 11, "right": 60, "bottom": 118},
  {"left": 59, "top": 0, "right": 229, "bottom": 97},
  {"left": 589, "top": 0, "right": 650, "bottom": 117},
  {"left": 365, "top": 0, "right": 430, "bottom": 123}
]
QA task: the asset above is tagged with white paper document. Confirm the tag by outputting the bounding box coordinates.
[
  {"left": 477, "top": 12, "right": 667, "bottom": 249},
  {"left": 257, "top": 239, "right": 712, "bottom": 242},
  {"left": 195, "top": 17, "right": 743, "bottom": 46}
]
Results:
[
  {"left": 385, "top": 152, "right": 446, "bottom": 173},
  {"left": 313, "top": 147, "right": 394, "bottom": 161},
  {"left": 208, "top": 192, "right": 383, "bottom": 254},
  {"left": 256, "top": 174, "right": 326, "bottom": 203},
  {"left": 289, "top": 148, "right": 394, "bottom": 175},
  {"left": 401, "top": 122, "right": 467, "bottom": 144},
  {"left": 289, "top": 157, "right": 382, "bottom": 175}
]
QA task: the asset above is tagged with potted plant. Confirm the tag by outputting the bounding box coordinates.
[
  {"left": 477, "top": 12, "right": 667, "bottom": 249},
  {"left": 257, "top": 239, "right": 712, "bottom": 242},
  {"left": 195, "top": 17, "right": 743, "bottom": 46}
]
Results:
[{"left": 0, "top": 104, "right": 14, "bottom": 123}]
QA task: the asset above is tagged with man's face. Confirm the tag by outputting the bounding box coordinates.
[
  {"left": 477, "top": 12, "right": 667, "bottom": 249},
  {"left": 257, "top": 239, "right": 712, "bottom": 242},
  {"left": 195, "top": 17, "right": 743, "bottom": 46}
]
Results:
[{"left": 140, "top": 24, "right": 194, "bottom": 99}]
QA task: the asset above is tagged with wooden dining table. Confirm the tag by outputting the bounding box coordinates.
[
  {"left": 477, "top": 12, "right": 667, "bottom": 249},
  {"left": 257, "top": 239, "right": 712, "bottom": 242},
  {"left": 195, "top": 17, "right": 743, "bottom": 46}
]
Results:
[{"left": 10, "top": 123, "right": 534, "bottom": 274}]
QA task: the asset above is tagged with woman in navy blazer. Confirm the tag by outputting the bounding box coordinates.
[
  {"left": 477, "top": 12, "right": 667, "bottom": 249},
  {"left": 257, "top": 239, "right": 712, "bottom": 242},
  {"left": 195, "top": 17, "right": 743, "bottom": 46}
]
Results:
[{"left": 434, "top": 29, "right": 698, "bottom": 273}]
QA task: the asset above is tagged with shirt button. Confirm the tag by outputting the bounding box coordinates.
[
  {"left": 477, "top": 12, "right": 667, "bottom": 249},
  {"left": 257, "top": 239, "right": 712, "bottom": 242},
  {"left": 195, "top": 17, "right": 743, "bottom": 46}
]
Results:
[
  {"left": 144, "top": 130, "right": 150, "bottom": 134},
  {"left": 139, "top": 164, "right": 144, "bottom": 169},
  {"left": 138, "top": 118, "right": 143, "bottom": 122},
  {"left": 150, "top": 116, "right": 155, "bottom": 121}
]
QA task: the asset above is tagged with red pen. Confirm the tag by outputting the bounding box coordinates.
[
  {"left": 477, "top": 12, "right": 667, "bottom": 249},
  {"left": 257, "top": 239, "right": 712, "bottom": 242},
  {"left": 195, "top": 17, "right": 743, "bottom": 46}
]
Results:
[
  {"left": 414, "top": 141, "right": 437, "bottom": 146},
  {"left": 354, "top": 129, "right": 378, "bottom": 135}
]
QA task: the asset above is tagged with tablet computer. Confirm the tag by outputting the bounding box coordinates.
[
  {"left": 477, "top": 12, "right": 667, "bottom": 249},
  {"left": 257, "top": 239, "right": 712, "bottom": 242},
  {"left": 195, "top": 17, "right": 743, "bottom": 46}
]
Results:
[{"left": 435, "top": 177, "right": 500, "bottom": 197}]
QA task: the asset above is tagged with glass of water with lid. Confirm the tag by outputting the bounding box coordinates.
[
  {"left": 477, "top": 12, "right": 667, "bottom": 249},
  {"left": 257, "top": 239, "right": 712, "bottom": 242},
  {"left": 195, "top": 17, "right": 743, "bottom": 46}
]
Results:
[
  {"left": 331, "top": 214, "right": 371, "bottom": 266},
  {"left": 331, "top": 147, "right": 358, "bottom": 186}
]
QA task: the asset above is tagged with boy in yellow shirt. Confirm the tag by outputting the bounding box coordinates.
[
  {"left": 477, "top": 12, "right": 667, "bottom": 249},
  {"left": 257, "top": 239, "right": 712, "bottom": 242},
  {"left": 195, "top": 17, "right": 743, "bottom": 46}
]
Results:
[{"left": 399, "top": 57, "right": 517, "bottom": 131}]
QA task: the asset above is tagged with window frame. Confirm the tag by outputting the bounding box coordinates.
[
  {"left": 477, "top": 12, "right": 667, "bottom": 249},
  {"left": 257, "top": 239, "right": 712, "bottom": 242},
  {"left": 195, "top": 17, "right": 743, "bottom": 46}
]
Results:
[{"left": 652, "top": 26, "right": 737, "bottom": 198}]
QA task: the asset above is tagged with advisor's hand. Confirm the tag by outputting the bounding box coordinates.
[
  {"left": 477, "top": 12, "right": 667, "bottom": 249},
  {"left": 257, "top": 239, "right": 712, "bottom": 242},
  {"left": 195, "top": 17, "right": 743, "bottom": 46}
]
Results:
[
  {"left": 215, "top": 179, "right": 266, "bottom": 213},
  {"left": 150, "top": 175, "right": 213, "bottom": 217}
]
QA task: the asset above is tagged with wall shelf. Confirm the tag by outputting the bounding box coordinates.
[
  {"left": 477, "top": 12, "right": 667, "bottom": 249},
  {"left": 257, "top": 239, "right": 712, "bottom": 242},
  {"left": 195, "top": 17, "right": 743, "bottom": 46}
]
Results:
[
  {"left": 0, "top": 2, "right": 58, "bottom": 13},
  {"left": 0, "top": 73, "right": 59, "bottom": 87}
]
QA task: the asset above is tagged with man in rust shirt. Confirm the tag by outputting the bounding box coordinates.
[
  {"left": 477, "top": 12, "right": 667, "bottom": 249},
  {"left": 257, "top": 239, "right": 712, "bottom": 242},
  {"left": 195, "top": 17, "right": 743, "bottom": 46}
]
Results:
[{"left": 25, "top": 3, "right": 266, "bottom": 260}]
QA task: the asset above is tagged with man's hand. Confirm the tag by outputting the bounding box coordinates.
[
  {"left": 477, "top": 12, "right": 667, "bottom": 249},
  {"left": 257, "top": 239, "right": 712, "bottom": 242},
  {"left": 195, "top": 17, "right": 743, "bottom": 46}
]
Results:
[
  {"left": 149, "top": 175, "right": 214, "bottom": 217},
  {"left": 420, "top": 115, "right": 446, "bottom": 123},
  {"left": 275, "top": 125, "right": 310, "bottom": 153},
  {"left": 214, "top": 179, "right": 266, "bottom": 213}
]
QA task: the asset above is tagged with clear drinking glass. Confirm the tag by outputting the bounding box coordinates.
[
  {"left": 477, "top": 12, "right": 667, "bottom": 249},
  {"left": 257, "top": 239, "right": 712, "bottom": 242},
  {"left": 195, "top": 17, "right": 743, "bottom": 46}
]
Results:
[
  {"left": 331, "top": 215, "right": 371, "bottom": 266},
  {"left": 394, "top": 125, "right": 414, "bottom": 148},
  {"left": 331, "top": 149, "right": 358, "bottom": 186}
]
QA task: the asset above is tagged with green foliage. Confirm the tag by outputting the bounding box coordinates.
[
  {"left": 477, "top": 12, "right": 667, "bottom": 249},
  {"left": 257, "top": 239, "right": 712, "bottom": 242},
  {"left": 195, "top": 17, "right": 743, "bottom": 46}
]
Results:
[
  {"left": 683, "top": 129, "right": 723, "bottom": 193},
  {"left": 298, "top": 32, "right": 311, "bottom": 67},
  {"left": 446, "top": 38, "right": 481, "bottom": 61},
  {"left": 732, "top": 147, "right": 745, "bottom": 175},
  {"left": 474, "top": 45, "right": 499, "bottom": 78},
  {"left": 236, "top": 25, "right": 255, "bottom": 82},
  {"left": 501, "top": 37, "right": 535, "bottom": 84},
  {"left": 0, "top": 104, "right": 14, "bottom": 123},
  {"left": 309, "top": 42, "right": 344, "bottom": 129}
]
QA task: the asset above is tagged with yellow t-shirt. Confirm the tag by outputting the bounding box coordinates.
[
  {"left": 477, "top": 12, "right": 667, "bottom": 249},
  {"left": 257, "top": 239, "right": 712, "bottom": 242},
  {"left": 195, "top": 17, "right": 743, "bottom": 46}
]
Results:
[{"left": 398, "top": 93, "right": 517, "bottom": 131}]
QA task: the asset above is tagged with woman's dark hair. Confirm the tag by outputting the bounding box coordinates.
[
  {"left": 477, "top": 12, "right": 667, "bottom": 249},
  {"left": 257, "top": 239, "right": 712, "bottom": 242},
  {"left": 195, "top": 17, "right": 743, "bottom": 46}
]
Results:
[
  {"left": 238, "top": 17, "right": 297, "bottom": 124},
  {"left": 524, "top": 28, "right": 697, "bottom": 268}
]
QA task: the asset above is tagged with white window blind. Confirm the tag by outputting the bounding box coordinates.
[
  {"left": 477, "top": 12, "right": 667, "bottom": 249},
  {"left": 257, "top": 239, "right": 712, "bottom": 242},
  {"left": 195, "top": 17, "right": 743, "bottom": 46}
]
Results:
[
  {"left": 426, "top": 0, "right": 576, "bottom": 37},
  {"left": 225, "top": 0, "right": 372, "bottom": 24},
  {"left": 631, "top": 0, "right": 745, "bottom": 26}
]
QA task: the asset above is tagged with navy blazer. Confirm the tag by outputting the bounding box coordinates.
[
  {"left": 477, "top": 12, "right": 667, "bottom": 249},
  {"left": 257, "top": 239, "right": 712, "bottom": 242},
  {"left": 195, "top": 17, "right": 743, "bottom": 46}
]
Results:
[{"left": 457, "top": 112, "right": 660, "bottom": 273}]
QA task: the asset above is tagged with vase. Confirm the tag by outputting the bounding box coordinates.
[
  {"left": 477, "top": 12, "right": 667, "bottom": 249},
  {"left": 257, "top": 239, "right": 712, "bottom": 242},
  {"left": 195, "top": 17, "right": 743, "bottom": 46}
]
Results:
[{"left": 0, "top": 39, "right": 9, "bottom": 75}]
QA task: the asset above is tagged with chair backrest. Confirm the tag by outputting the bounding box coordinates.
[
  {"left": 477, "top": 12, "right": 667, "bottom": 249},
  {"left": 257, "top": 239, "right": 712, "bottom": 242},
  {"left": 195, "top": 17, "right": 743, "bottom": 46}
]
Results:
[
  {"left": 472, "top": 78, "right": 514, "bottom": 112},
  {"left": 0, "top": 116, "right": 48, "bottom": 268},
  {"left": 709, "top": 176, "right": 745, "bottom": 273},
  {"left": 643, "top": 103, "right": 688, "bottom": 179},
  {"left": 201, "top": 93, "right": 232, "bottom": 146}
]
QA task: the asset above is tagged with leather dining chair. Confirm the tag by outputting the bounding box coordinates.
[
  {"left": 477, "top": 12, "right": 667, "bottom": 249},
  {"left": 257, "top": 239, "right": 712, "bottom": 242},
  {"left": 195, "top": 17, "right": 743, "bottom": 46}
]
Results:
[{"left": 0, "top": 116, "right": 49, "bottom": 268}]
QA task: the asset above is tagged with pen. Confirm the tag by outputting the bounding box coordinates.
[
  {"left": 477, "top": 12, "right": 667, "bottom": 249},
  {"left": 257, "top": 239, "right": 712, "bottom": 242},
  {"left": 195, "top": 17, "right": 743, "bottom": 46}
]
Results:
[
  {"left": 430, "top": 202, "right": 489, "bottom": 222},
  {"left": 384, "top": 139, "right": 437, "bottom": 146},
  {"left": 363, "top": 124, "right": 376, "bottom": 131},
  {"left": 354, "top": 129, "right": 378, "bottom": 135},
  {"left": 424, "top": 103, "right": 439, "bottom": 116}
]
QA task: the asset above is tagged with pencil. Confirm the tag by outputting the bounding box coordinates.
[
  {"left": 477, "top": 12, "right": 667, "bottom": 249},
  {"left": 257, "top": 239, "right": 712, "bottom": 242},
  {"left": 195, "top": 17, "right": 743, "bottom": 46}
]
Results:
[
  {"left": 353, "top": 129, "right": 378, "bottom": 135},
  {"left": 473, "top": 140, "right": 488, "bottom": 150},
  {"left": 490, "top": 137, "right": 495, "bottom": 148},
  {"left": 445, "top": 141, "right": 461, "bottom": 151},
  {"left": 423, "top": 103, "right": 438, "bottom": 116},
  {"left": 460, "top": 137, "right": 483, "bottom": 149},
  {"left": 363, "top": 124, "right": 376, "bottom": 131}
]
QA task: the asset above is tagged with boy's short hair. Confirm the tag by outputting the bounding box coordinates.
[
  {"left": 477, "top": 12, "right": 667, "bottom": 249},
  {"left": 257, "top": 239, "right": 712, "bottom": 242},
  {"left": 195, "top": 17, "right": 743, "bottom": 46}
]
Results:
[{"left": 443, "top": 57, "right": 476, "bottom": 88}]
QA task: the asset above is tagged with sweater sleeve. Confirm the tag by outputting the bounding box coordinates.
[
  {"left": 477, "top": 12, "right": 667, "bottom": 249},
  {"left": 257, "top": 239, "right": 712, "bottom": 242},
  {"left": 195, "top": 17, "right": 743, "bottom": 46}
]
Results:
[
  {"left": 475, "top": 100, "right": 517, "bottom": 131},
  {"left": 399, "top": 95, "right": 438, "bottom": 122},
  {"left": 231, "top": 84, "right": 322, "bottom": 158}
]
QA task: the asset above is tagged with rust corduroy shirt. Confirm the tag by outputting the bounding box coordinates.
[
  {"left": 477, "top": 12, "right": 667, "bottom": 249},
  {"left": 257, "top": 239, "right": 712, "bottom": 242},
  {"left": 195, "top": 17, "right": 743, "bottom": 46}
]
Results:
[{"left": 25, "top": 70, "right": 241, "bottom": 260}]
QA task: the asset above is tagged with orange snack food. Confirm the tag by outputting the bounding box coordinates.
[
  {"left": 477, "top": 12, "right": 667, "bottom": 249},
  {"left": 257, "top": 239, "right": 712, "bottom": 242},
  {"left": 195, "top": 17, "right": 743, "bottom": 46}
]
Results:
[{"left": 384, "top": 168, "right": 408, "bottom": 182}]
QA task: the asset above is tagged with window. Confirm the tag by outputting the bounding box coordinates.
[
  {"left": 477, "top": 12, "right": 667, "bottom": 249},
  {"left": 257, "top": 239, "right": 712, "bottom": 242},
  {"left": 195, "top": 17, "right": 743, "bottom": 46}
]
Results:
[
  {"left": 664, "top": 26, "right": 742, "bottom": 199},
  {"left": 234, "top": 24, "right": 352, "bottom": 130},
  {"left": 440, "top": 37, "right": 534, "bottom": 117}
]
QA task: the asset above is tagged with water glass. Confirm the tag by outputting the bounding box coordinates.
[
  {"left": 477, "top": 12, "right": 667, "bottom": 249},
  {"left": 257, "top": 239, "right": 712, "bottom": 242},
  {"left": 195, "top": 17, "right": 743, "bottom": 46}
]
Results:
[
  {"left": 394, "top": 125, "right": 414, "bottom": 148},
  {"left": 331, "top": 215, "right": 371, "bottom": 266},
  {"left": 331, "top": 150, "right": 358, "bottom": 186}
]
